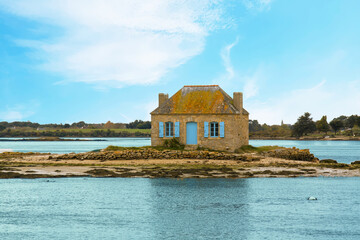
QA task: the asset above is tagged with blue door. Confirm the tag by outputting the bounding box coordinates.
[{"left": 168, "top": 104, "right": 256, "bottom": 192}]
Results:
[{"left": 186, "top": 122, "right": 197, "bottom": 145}]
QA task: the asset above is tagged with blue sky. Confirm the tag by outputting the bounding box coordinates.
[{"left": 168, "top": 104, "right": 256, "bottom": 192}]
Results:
[{"left": 1, "top": 0, "right": 360, "bottom": 124}]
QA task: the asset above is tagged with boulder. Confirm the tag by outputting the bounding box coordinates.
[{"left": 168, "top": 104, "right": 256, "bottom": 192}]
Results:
[
  {"left": 319, "top": 159, "right": 338, "bottom": 164},
  {"left": 263, "top": 148, "right": 318, "bottom": 162}
]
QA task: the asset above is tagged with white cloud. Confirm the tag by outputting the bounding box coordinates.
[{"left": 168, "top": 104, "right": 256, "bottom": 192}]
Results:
[
  {"left": 242, "top": 0, "right": 273, "bottom": 11},
  {"left": 243, "top": 73, "right": 260, "bottom": 100},
  {"left": 0, "top": 111, "right": 24, "bottom": 121},
  {"left": 131, "top": 100, "right": 158, "bottom": 121},
  {"left": 213, "top": 37, "right": 241, "bottom": 89},
  {"left": 220, "top": 37, "right": 239, "bottom": 81},
  {"left": 215, "top": 37, "right": 263, "bottom": 100},
  {"left": 0, "top": 107, "right": 35, "bottom": 121},
  {"left": 248, "top": 80, "right": 360, "bottom": 125},
  {"left": 244, "top": 49, "right": 360, "bottom": 125},
  {"left": 0, "top": 101, "right": 40, "bottom": 121},
  {"left": 0, "top": 0, "right": 225, "bottom": 87}
]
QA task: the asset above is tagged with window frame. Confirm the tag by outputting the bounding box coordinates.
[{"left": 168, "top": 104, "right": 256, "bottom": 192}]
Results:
[
  {"left": 210, "top": 122, "right": 219, "bottom": 137},
  {"left": 165, "top": 122, "right": 174, "bottom": 137}
]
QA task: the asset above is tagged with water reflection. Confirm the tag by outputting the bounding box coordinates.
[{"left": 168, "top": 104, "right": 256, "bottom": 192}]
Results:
[
  {"left": 0, "top": 178, "right": 360, "bottom": 239},
  {"left": 250, "top": 140, "right": 360, "bottom": 163},
  {"left": 148, "top": 179, "right": 250, "bottom": 239}
]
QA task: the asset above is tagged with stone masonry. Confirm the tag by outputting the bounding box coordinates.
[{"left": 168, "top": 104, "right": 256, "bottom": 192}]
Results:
[{"left": 151, "top": 85, "right": 249, "bottom": 152}]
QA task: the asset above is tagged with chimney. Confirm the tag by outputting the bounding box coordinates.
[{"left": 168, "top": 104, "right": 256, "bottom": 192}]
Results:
[
  {"left": 233, "top": 92, "right": 243, "bottom": 113},
  {"left": 158, "top": 93, "right": 168, "bottom": 107}
]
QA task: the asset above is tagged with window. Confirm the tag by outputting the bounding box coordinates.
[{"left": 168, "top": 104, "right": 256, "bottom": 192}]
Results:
[
  {"left": 165, "top": 122, "right": 174, "bottom": 137},
  {"left": 210, "top": 122, "right": 219, "bottom": 137}
]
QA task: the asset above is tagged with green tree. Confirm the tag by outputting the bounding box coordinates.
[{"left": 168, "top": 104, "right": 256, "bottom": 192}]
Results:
[
  {"left": 127, "top": 120, "right": 151, "bottom": 129},
  {"left": 137, "top": 121, "right": 151, "bottom": 129},
  {"left": 316, "top": 116, "right": 330, "bottom": 133},
  {"left": 249, "top": 120, "right": 263, "bottom": 132},
  {"left": 329, "top": 118, "right": 344, "bottom": 134},
  {"left": 0, "top": 125, "right": 6, "bottom": 132},
  {"left": 292, "top": 112, "right": 316, "bottom": 137},
  {"left": 72, "top": 121, "right": 86, "bottom": 128},
  {"left": 353, "top": 124, "right": 360, "bottom": 136},
  {"left": 345, "top": 115, "right": 360, "bottom": 128}
]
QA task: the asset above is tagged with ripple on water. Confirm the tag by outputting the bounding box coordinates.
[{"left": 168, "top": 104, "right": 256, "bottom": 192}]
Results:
[{"left": 0, "top": 177, "right": 359, "bottom": 239}]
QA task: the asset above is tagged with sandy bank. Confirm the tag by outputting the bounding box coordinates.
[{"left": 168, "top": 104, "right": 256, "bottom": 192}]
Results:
[{"left": 0, "top": 153, "right": 359, "bottom": 179}]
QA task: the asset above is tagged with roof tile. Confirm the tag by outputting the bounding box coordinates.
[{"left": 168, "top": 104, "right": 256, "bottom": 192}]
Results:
[{"left": 151, "top": 85, "right": 248, "bottom": 115}]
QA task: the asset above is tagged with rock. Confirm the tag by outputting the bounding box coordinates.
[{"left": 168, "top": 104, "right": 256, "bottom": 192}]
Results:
[
  {"left": 320, "top": 159, "right": 338, "bottom": 164},
  {"left": 351, "top": 160, "right": 360, "bottom": 165},
  {"left": 53, "top": 147, "right": 316, "bottom": 163},
  {"left": 264, "top": 148, "right": 318, "bottom": 162}
]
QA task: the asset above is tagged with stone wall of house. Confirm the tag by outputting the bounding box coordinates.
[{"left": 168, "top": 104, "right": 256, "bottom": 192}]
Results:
[{"left": 151, "top": 113, "right": 249, "bottom": 152}]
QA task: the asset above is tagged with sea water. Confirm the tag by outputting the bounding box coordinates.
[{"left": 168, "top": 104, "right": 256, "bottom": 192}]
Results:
[
  {"left": 0, "top": 138, "right": 151, "bottom": 154},
  {"left": 1, "top": 138, "right": 359, "bottom": 163},
  {"left": 0, "top": 177, "right": 359, "bottom": 239},
  {"left": 250, "top": 140, "right": 360, "bottom": 164}
]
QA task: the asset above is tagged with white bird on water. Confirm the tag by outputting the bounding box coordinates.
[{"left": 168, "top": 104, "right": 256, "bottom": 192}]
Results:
[{"left": 307, "top": 196, "right": 317, "bottom": 200}]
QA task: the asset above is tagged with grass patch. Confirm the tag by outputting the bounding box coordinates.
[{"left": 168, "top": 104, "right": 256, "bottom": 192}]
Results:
[
  {"left": 235, "top": 145, "right": 284, "bottom": 153},
  {"left": 0, "top": 167, "right": 21, "bottom": 171},
  {"left": 318, "top": 163, "right": 352, "bottom": 169},
  {"left": 163, "top": 138, "right": 185, "bottom": 150},
  {"left": 0, "top": 152, "right": 41, "bottom": 159},
  {"left": 103, "top": 145, "right": 173, "bottom": 152},
  {"left": 104, "top": 139, "right": 185, "bottom": 151},
  {"left": 104, "top": 145, "right": 150, "bottom": 151}
]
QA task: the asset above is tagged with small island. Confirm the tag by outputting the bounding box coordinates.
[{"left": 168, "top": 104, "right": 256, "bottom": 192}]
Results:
[{"left": 1, "top": 144, "right": 359, "bottom": 179}]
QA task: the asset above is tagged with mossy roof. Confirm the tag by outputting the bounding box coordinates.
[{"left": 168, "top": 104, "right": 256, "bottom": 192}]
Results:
[{"left": 151, "top": 85, "right": 249, "bottom": 115}]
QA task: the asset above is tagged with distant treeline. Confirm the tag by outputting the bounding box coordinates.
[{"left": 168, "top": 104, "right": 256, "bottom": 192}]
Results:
[
  {"left": 0, "top": 129, "right": 150, "bottom": 138},
  {"left": 126, "top": 120, "right": 151, "bottom": 129},
  {"left": 0, "top": 120, "right": 150, "bottom": 131},
  {"left": 1, "top": 114, "right": 359, "bottom": 138},
  {"left": 0, "top": 120, "right": 151, "bottom": 138},
  {"left": 250, "top": 114, "right": 360, "bottom": 138}
]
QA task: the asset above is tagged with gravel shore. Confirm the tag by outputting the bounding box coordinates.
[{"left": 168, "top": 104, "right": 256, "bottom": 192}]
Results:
[{"left": 0, "top": 153, "right": 359, "bottom": 179}]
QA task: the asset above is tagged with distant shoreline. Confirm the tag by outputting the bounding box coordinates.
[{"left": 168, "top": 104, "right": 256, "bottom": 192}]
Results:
[
  {"left": 0, "top": 136, "right": 358, "bottom": 141},
  {"left": 0, "top": 136, "right": 150, "bottom": 141},
  {"left": 0, "top": 128, "right": 151, "bottom": 138},
  {"left": 250, "top": 137, "right": 360, "bottom": 141},
  {"left": 0, "top": 137, "right": 106, "bottom": 142}
]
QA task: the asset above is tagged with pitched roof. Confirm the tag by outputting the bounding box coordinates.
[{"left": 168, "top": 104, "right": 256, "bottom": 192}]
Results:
[{"left": 151, "top": 85, "right": 248, "bottom": 115}]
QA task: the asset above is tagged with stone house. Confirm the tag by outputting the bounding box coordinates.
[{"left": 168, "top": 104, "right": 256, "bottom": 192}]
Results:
[{"left": 150, "top": 85, "right": 249, "bottom": 151}]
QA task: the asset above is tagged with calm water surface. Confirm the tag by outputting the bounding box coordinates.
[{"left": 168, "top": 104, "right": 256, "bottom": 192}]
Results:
[
  {"left": 0, "top": 138, "right": 359, "bottom": 163},
  {"left": 0, "top": 177, "right": 359, "bottom": 239},
  {"left": 0, "top": 138, "right": 150, "bottom": 154},
  {"left": 250, "top": 140, "right": 360, "bottom": 164}
]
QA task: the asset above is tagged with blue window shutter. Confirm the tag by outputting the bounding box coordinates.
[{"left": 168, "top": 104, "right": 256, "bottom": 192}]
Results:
[
  {"left": 204, "top": 122, "right": 209, "bottom": 138},
  {"left": 159, "top": 122, "right": 164, "bottom": 137},
  {"left": 175, "top": 122, "right": 180, "bottom": 137},
  {"left": 220, "top": 122, "right": 225, "bottom": 138}
]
